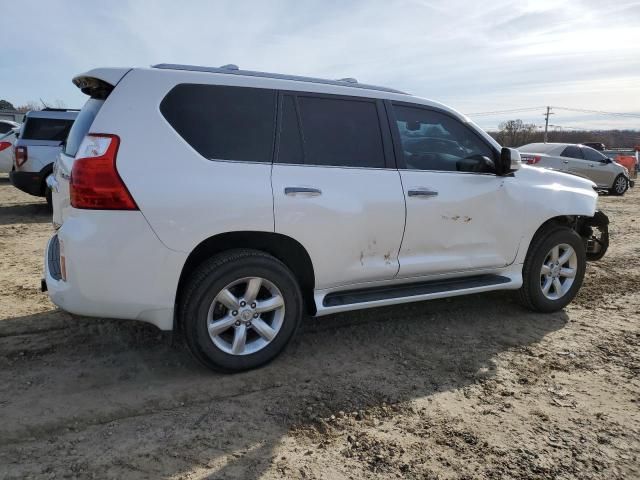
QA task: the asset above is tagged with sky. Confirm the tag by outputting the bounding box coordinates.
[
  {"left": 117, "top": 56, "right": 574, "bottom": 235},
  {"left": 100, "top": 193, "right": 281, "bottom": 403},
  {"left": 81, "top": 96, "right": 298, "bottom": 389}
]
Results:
[{"left": 1, "top": 0, "right": 639, "bottom": 131}]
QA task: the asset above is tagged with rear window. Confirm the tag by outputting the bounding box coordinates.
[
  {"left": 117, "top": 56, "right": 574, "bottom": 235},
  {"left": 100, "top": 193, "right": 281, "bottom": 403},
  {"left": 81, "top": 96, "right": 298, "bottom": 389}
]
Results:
[
  {"left": 561, "top": 146, "right": 584, "bottom": 159},
  {"left": 160, "top": 84, "right": 276, "bottom": 163},
  {"left": 294, "top": 95, "right": 385, "bottom": 168},
  {"left": 64, "top": 99, "right": 105, "bottom": 157},
  {"left": 22, "top": 118, "right": 74, "bottom": 141}
]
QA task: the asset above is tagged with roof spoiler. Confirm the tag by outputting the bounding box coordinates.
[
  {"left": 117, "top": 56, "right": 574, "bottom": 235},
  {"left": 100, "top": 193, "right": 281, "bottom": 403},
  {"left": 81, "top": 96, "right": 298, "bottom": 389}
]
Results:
[{"left": 72, "top": 68, "right": 132, "bottom": 99}]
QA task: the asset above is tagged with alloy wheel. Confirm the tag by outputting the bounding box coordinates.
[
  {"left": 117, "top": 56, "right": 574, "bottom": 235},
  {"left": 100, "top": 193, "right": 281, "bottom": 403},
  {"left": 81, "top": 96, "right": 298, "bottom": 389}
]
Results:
[
  {"left": 614, "top": 176, "right": 627, "bottom": 194},
  {"left": 206, "top": 277, "right": 285, "bottom": 355},
  {"left": 540, "top": 243, "right": 578, "bottom": 300}
]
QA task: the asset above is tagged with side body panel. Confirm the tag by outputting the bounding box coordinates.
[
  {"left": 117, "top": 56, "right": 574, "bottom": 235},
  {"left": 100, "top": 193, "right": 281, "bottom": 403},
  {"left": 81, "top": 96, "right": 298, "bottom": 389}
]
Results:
[
  {"left": 88, "top": 69, "right": 275, "bottom": 253},
  {"left": 569, "top": 159, "right": 615, "bottom": 187},
  {"left": 397, "top": 171, "right": 520, "bottom": 277},
  {"left": 46, "top": 211, "right": 187, "bottom": 329},
  {"left": 13, "top": 142, "right": 61, "bottom": 173},
  {"left": 272, "top": 166, "right": 405, "bottom": 288}
]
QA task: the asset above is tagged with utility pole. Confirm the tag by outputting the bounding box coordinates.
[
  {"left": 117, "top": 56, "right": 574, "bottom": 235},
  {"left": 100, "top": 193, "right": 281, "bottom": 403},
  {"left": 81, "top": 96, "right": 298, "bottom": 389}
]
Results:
[{"left": 543, "top": 106, "right": 553, "bottom": 143}]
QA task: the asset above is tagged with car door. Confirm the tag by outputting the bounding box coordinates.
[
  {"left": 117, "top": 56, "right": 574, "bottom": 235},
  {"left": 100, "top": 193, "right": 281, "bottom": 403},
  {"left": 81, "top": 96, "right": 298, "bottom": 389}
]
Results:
[
  {"left": 388, "top": 103, "right": 521, "bottom": 277},
  {"left": 272, "top": 93, "right": 406, "bottom": 290},
  {"left": 559, "top": 145, "right": 588, "bottom": 178},
  {"left": 580, "top": 146, "right": 615, "bottom": 187}
]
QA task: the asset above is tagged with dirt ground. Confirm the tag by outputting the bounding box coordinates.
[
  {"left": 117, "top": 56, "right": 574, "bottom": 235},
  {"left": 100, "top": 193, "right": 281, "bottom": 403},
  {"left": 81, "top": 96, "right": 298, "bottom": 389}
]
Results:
[{"left": 0, "top": 173, "right": 638, "bottom": 480}]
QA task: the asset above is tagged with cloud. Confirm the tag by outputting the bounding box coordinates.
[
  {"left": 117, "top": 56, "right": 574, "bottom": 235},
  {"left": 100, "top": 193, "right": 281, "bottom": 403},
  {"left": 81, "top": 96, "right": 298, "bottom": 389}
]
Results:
[{"left": 1, "top": 0, "right": 638, "bottom": 129}]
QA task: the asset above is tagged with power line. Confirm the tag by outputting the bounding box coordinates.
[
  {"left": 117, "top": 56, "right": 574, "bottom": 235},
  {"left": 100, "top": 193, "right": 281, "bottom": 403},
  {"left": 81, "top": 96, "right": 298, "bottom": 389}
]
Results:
[
  {"left": 551, "top": 106, "right": 640, "bottom": 118},
  {"left": 466, "top": 105, "right": 640, "bottom": 119},
  {"left": 465, "top": 106, "right": 544, "bottom": 117}
]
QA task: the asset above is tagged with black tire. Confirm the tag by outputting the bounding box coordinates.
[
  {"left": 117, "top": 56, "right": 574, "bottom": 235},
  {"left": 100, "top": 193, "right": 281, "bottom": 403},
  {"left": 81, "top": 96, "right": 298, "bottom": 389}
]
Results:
[
  {"left": 609, "top": 174, "right": 628, "bottom": 196},
  {"left": 179, "top": 249, "right": 303, "bottom": 372},
  {"left": 519, "top": 226, "right": 586, "bottom": 313}
]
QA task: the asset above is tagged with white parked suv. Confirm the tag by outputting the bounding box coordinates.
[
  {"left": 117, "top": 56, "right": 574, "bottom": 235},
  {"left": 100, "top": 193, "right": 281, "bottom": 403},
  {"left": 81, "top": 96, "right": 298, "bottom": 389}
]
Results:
[
  {"left": 10, "top": 109, "right": 78, "bottom": 206},
  {"left": 44, "top": 64, "right": 610, "bottom": 372}
]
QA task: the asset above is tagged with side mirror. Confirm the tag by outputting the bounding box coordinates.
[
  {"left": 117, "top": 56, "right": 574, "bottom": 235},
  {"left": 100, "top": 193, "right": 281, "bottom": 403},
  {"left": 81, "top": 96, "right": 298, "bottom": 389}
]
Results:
[{"left": 499, "top": 147, "right": 521, "bottom": 175}]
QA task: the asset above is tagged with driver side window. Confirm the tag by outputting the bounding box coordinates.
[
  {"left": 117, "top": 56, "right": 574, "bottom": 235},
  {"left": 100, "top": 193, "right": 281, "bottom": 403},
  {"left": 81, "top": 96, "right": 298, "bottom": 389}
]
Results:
[{"left": 392, "top": 105, "right": 496, "bottom": 173}]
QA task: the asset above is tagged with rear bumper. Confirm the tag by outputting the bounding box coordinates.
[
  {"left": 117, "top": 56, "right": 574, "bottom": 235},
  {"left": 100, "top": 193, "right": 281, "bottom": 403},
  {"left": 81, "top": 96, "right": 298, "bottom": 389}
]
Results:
[
  {"left": 10, "top": 170, "right": 44, "bottom": 196},
  {"left": 43, "top": 210, "right": 187, "bottom": 330}
]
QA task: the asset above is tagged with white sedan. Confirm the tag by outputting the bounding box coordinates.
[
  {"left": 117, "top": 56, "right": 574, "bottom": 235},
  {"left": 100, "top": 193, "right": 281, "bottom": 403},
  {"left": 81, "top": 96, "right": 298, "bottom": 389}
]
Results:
[{"left": 0, "top": 129, "right": 18, "bottom": 173}]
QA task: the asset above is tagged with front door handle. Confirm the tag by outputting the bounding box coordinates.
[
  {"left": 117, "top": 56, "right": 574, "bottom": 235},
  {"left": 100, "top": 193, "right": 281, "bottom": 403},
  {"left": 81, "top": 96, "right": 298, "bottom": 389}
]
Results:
[
  {"left": 408, "top": 188, "right": 438, "bottom": 198},
  {"left": 563, "top": 160, "right": 569, "bottom": 164},
  {"left": 284, "top": 187, "right": 322, "bottom": 197}
]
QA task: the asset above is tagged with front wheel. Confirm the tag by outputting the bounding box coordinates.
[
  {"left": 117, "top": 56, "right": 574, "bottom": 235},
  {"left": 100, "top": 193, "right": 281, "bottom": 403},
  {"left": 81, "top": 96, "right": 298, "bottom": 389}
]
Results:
[
  {"left": 610, "top": 174, "right": 628, "bottom": 196},
  {"left": 519, "top": 226, "right": 586, "bottom": 312},
  {"left": 180, "top": 249, "right": 303, "bottom": 372}
]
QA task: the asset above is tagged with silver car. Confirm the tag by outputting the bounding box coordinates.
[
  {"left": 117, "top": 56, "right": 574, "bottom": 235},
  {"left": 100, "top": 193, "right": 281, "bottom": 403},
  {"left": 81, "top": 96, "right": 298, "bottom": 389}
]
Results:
[{"left": 518, "top": 143, "right": 631, "bottom": 195}]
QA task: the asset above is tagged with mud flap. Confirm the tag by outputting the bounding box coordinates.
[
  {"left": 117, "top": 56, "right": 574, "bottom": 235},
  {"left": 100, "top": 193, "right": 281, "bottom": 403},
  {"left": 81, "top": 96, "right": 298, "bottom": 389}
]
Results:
[{"left": 580, "top": 210, "right": 609, "bottom": 261}]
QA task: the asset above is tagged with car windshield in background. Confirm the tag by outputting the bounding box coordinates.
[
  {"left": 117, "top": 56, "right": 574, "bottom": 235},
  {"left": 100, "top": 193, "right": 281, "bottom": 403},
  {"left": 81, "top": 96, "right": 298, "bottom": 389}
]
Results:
[
  {"left": 22, "top": 118, "right": 74, "bottom": 142},
  {"left": 64, "top": 99, "right": 105, "bottom": 157}
]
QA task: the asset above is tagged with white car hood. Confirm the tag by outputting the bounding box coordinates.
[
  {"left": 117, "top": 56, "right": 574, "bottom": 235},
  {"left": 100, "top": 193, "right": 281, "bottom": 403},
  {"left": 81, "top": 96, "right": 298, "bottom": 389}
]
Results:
[{"left": 517, "top": 164, "right": 597, "bottom": 194}]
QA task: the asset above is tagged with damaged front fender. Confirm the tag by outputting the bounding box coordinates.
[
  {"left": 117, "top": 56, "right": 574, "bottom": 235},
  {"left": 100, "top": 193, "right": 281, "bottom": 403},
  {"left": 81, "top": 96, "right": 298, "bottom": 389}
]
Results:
[{"left": 579, "top": 210, "right": 609, "bottom": 261}]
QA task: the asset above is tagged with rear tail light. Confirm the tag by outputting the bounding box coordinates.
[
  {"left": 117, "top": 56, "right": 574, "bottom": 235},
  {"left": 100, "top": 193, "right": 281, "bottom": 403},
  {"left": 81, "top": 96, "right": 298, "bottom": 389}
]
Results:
[
  {"left": 521, "top": 154, "right": 541, "bottom": 165},
  {"left": 15, "top": 146, "right": 27, "bottom": 167},
  {"left": 0, "top": 141, "right": 11, "bottom": 152},
  {"left": 70, "top": 134, "right": 138, "bottom": 210}
]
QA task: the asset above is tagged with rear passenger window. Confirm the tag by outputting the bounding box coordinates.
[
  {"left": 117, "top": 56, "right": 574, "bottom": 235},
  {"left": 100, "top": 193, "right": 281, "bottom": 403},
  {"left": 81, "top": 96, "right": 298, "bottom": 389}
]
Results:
[
  {"left": 22, "top": 118, "right": 74, "bottom": 141},
  {"left": 561, "top": 146, "right": 583, "bottom": 159},
  {"left": 295, "top": 95, "right": 385, "bottom": 168},
  {"left": 160, "top": 84, "right": 276, "bottom": 162}
]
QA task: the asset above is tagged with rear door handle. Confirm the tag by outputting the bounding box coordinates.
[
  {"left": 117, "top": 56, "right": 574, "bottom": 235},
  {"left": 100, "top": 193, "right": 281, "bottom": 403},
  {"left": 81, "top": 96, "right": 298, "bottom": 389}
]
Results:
[
  {"left": 284, "top": 187, "right": 322, "bottom": 196},
  {"left": 408, "top": 188, "right": 438, "bottom": 198},
  {"left": 563, "top": 160, "right": 569, "bottom": 164}
]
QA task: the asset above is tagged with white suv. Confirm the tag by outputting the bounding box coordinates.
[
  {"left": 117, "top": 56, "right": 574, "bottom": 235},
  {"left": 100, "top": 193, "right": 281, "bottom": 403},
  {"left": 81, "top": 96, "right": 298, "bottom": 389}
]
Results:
[{"left": 44, "top": 64, "right": 609, "bottom": 372}]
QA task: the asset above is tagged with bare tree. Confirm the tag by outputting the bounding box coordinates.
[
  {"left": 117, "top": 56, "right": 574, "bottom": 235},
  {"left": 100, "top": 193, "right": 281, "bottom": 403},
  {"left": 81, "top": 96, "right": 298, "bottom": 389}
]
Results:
[
  {"left": 495, "top": 119, "right": 538, "bottom": 147},
  {"left": 15, "top": 101, "right": 42, "bottom": 113}
]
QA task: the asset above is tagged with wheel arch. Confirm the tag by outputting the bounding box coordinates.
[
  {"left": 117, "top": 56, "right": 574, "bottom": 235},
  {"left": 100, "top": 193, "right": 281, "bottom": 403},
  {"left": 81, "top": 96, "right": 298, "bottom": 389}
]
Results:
[
  {"left": 176, "top": 231, "right": 317, "bottom": 325},
  {"left": 522, "top": 211, "right": 609, "bottom": 264},
  {"left": 39, "top": 162, "right": 54, "bottom": 196}
]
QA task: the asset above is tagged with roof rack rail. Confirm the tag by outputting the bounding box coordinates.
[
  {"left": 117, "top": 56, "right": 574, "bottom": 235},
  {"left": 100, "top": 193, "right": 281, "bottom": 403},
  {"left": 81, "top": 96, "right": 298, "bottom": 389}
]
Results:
[
  {"left": 41, "top": 107, "right": 80, "bottom": 112},
  {"left": 151, "top": 63, "right": 407, "bottom": 95}
]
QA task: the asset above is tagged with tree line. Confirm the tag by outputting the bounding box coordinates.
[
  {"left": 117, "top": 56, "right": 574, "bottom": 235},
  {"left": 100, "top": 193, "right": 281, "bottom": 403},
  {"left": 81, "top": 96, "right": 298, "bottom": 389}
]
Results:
[
  {"left": 489, "top": 119, "right": 640, "bottom": 149},
  {"left": 0, "top": 99, "right": 66, "bottom": 113}
]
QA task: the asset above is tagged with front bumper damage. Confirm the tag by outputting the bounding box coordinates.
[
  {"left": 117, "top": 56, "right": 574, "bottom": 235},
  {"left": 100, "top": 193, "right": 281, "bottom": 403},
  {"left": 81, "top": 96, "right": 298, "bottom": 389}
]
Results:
[{"left": 579, "top": 210, "right": 609, "bottom": 261}]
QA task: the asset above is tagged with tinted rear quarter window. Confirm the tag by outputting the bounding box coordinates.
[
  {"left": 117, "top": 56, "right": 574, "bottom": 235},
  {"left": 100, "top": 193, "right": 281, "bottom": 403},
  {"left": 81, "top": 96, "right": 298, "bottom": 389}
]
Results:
[
  {"left": 160, "top": 84, "right": 276, "bottom": 162},
  {"left": 295, "top": 95, "right": 385, "bottom": 168},
  {"left": 0, "top": 123, "right": 13, "bottom": 134},
  {"left": 22, "top": 118, "right": 74, "bottom": 141},
  {"left": 64, "top": 99, "right": 104, "bottom": 157}
]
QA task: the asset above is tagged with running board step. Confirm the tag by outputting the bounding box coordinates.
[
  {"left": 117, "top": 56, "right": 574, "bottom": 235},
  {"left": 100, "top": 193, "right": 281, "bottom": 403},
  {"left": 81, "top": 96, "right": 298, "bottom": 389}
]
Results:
[{"left": 322, "top": 274, "right": 511, "bottom": 307}]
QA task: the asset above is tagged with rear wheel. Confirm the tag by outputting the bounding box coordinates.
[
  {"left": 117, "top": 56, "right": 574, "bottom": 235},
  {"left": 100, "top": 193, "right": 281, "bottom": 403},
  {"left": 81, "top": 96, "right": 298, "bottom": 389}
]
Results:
[
  {"left": 180, "top": 249, "right": 303, "bottom": 372},
  {"left": 519, "top": 226, "right": 586, "bottom": 312},
  {"left": 610, "top": 174, "right": 628, "bottom": 196}
]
